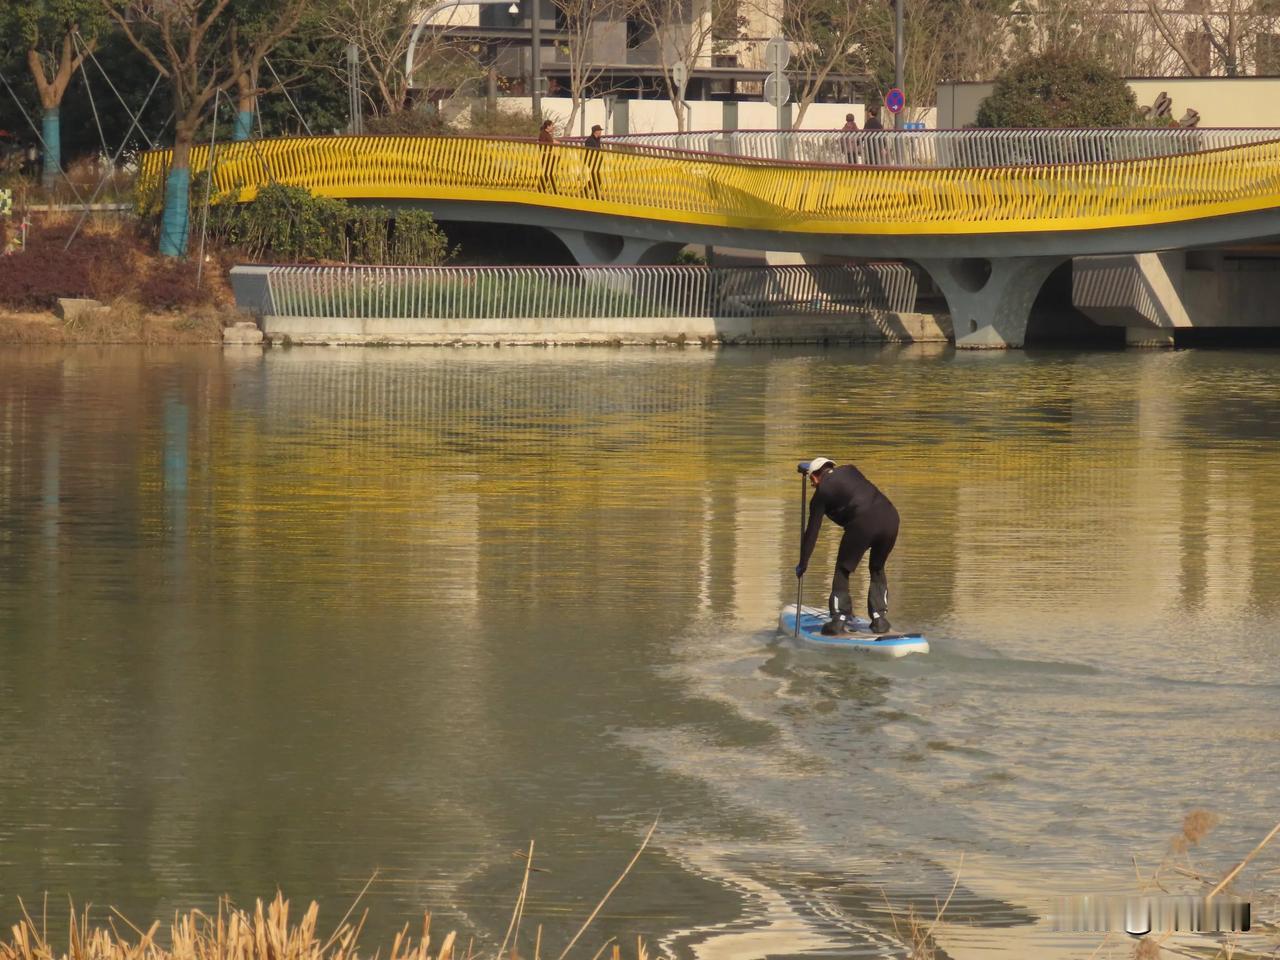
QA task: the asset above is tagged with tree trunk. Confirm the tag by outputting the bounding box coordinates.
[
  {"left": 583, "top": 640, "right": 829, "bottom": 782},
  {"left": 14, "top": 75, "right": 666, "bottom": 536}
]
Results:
[
  {"left": 41, "top": 107, "right": 61, "bottom": 189},
  {"left": 792, "top": 98, "right": 810, "bottom": 129},
  {"left": 234, "top": 70, "right": 255, "bottom": 141},
  {"left": 232, "top": 69, "right": 254, "bottom": 142},
  {"left": 159, "top": 129, "right": 195, "bottom": 257}
]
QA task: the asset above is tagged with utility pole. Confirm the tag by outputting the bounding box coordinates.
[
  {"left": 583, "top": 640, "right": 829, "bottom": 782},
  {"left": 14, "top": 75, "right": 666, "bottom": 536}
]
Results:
[
  {"left": 531, "top": 0, "right": 542, "bottom": 117},
  {"left": 347, "top": 43, "right": 363, "bottom": 134},
  {"left": 894, "top": 0, "right": 904, "bottom": 129}
]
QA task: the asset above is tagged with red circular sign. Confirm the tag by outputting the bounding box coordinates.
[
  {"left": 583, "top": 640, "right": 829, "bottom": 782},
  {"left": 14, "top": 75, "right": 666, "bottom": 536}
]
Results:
[{"left": 885, "top": 87, "right": 905, "bottom": 114}]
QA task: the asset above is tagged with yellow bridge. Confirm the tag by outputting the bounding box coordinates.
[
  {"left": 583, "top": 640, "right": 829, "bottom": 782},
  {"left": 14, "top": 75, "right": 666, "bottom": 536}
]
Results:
[
  {"left": 142, "top": 133, "right": 1280, "bottom": 240},
  {"left": 141, "top": 132, "right": 1280, "bottom": 346}
]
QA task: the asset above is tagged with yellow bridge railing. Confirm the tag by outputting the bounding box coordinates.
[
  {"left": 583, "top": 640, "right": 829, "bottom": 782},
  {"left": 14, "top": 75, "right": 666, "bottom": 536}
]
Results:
[{"left": 139, "top": 134, "right": 1280, "bottom": 237}]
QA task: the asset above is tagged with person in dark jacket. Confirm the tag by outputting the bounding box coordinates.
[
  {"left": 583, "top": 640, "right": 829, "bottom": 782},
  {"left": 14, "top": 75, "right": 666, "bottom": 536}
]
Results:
[
  {"left": 583, "top": 123, "right": 604, "bottom": 199},
  {"left": 795, "top": 457, "right": 899, "bottom": 635}
]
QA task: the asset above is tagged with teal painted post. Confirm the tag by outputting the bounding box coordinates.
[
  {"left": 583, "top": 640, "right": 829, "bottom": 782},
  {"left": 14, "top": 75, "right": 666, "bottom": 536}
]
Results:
[
  {"left": 41, "top": 107, "right": 60, "bottom": 187},
  {"left": 232, "top": 110, "right": 253, "bottom": 141},
  {"left": 159, "top": 166, "right": 191, "bottom": 257}
]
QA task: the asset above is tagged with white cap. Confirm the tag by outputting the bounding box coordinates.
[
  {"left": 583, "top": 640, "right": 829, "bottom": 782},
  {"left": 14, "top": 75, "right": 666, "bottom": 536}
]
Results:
[{"left": 806, "top": 456, "right": 834, "bottom": 475}]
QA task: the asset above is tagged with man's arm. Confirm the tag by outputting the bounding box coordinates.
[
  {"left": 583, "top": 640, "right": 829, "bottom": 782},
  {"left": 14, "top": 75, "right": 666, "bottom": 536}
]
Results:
[{"left": 797, "top": 490, "right": 825, "bottom": 573}]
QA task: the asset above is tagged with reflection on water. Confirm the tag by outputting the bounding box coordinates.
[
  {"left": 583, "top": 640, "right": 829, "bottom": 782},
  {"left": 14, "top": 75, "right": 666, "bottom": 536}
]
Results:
[{"left": 0, "top": 344, "right": 1278, "bottom": 958}]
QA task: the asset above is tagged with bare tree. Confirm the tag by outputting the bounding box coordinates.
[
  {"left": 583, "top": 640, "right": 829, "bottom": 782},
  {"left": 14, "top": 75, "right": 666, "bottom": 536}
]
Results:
[
  {"left": 746, "top": 0, "right": 871, "bottom": 128},
  {"left": 104, "top": 0, "right": 308, "bottom": 254},
  {"left": 945, "top": 0, "right": 1013, "bottom": 82},
  {"left": 1096, "top": 0, "right": 1280, "bottom": 76},
  {"left": 550, "top": 0, "right": 613, "bottom": 133},
  {"left": 631, "top": 0, "right": 744, "bottom": 131},
  {"left": 1142, "top": 0, "right": 1260, "bottom": 75},
  {"left": 317, "top": 0, "right": 483, "bottom": 118},
  {"left": 1084, "top": 2, "right": 1182, "bottom": 76}
]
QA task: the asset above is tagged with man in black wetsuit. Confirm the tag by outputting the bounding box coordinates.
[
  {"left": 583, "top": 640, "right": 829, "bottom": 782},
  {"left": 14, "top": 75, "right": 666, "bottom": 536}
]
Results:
[{"left": 795, "top": 457, "right": 899, "bottom": 635}]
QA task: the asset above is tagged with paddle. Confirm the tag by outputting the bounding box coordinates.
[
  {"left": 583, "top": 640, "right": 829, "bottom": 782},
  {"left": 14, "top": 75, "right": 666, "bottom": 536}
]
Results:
[{"left": 795, "top": 462, "right": 809, "bottom": 638}]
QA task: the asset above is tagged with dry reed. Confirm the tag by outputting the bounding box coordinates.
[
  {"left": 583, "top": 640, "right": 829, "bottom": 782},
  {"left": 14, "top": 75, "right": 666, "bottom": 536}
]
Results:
[
  {"left": 0, "top": 890, "right": 652, "bottom": 960},
  {"left": 0, "top": 821, "right": 660, "bottom": 960},
  {"left": 879, "top": 853, "right": 963, "bottom": 960}
]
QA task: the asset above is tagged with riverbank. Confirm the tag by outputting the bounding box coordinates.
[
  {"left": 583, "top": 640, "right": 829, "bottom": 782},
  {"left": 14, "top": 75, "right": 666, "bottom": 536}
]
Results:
[{"left": 0, "top": 302, "right": 236, "bottom": 344}]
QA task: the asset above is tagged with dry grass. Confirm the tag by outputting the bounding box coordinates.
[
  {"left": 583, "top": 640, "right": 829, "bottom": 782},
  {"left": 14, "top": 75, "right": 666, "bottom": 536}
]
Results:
[
  {"left": 3, "top": 160, "right": 138, "bottom": 208},
  {"left": 880, "top": 854, "right": 963, "bottom": 960},
  {"left": 0, "top": 301, "right": 234, "bottom": 345},
  {"left": 0, "top": 822, "right": 659, "bottom": 960},
  {"left": 1171, "top": 810, "right": 1219, "bottom": 856},
  {"left": 0, "top": 891, "right": 649, "bottom": 960},
  {"left": 1113, "top": 811, "right": 1280, "bottom": 960}
]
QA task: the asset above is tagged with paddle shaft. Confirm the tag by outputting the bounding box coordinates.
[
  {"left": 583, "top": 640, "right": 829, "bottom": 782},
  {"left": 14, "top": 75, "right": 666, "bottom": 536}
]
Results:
[{"left": 796, "top": 471, "right": 805, "bottom": 637}]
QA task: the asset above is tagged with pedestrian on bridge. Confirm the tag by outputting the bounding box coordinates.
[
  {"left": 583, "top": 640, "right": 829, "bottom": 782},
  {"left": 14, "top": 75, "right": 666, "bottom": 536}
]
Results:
[
  {"left": 841, "top": 112, "right": 861, "bottom": 164},
  {"left": 583, "top": 123, "right": 605, "bottom": 199},
  {"left": 863, "top": 106, "right": 884, "bottom": 164},
  {"left": 538, "top": 119, "right": 559, "bottom": 192}
]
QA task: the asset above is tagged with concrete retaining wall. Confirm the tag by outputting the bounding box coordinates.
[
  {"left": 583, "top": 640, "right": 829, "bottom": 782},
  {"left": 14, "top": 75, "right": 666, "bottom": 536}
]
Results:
[{"left": 258, "top": 311, "right": 952, "bottom": 346}]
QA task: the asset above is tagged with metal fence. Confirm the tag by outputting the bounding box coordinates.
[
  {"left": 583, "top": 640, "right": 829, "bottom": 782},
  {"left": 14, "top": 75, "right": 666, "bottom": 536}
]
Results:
[
  {"left": 598, "top": 128, "right": 1280, "bottom": 167},
  {"left": 256, "top": 263, "right": 920, "bottom": 319},
  {"left": 142, "top": 133, "right": 1280, "bottom": 237}
]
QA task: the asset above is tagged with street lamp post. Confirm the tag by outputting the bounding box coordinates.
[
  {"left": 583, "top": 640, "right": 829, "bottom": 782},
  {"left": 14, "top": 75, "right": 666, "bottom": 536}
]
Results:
[
  {"left": 893, "top": 0, "right": 904, "bottom": 129},
  {"left": 405, "top": 0, "right": 521, "bottom": 91}
]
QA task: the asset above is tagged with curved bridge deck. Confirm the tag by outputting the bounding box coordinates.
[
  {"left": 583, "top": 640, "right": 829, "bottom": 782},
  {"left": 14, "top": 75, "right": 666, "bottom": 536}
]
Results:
[{"left": 140, "top": 132, "right": 1280, "bottom": 261}]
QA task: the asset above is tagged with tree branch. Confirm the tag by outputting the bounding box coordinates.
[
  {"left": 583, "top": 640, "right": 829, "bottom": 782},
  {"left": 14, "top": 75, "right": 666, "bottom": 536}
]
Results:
[{"left": 1144, "top": 0, "right": 1202, "bottom": 75}]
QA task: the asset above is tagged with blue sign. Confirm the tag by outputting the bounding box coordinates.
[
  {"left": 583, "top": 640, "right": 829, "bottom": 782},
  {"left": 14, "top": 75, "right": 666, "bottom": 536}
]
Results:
[{"left": 885, "top": 87, "right": 905, "bottom": 114}]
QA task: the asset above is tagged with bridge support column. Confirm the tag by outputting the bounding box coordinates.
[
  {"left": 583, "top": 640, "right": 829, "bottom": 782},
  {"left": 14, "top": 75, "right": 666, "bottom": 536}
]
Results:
[
  {"left": 550, "top": 228, "right": 684, "bottom": 266},
  {"left": 919, "top": 256, "right": 1066, "bottom": 349}
]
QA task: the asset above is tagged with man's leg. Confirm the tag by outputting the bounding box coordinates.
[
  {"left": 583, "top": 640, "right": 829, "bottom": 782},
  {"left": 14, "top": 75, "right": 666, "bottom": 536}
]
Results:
[
  {"left": 866, "top": 501, "right": 900, "bottom": 633},
  {"left": 824, "top": 562, "right": 853, "bottom": 635},
  {"left": 824, "top": 528, "right": 869, "bottom": 635}
]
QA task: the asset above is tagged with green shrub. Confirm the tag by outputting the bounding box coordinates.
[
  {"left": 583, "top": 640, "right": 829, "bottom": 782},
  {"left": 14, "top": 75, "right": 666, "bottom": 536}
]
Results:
[
  {"left": 976, "top": 51, "right": 1138, "bottom": 128},
  {"left": 204, "top": 183, "right": 452, "bottom": 265}
]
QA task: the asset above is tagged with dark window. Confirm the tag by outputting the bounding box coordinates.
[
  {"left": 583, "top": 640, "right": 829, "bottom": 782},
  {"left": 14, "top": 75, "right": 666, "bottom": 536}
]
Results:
[
  {"left": 712, "top": 0, "right": 740, "bottom": 42},
  {"left": 626, "top": 16, "right": 654, "bottom": 48}
]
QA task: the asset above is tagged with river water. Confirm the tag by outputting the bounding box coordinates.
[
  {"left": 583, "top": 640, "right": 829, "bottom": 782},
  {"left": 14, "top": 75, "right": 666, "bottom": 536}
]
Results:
[{"left": 0, "top": 344, "right": 1277, "bottom": 959}]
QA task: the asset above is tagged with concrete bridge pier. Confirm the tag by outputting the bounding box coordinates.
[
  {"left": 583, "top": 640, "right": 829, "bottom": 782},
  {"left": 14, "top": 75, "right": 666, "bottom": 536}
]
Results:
[
  {"left": 549, "top": 228, "right": 684, "bottom": 266},
  {"left": 919, "top": 255, "right": 1066, "bottom": 349}
]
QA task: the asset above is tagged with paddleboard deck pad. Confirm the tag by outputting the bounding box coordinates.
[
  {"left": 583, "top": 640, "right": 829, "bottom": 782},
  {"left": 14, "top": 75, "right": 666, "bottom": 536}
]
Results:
[{"left": 778, "top": 604, "right": 929, "bottom": 657}]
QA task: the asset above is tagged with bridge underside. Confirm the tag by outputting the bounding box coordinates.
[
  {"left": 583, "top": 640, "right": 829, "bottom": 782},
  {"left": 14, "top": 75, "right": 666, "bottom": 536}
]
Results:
[{"left": 389, "top": 198, "right": 1280, "bottom": 348}]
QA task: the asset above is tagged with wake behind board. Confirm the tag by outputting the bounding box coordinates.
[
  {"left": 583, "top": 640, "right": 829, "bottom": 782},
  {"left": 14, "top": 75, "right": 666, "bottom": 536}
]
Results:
[{"left": 779, "top": 604, "right": 929, "bottom": 657}]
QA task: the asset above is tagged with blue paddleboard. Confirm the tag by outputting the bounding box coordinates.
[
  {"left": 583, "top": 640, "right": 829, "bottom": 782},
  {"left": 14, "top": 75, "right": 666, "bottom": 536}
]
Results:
[{"left": 778, "top": 603, "right": 929, "bottom": 657}]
